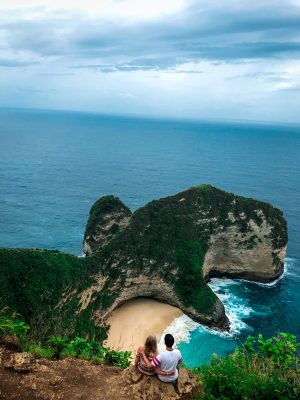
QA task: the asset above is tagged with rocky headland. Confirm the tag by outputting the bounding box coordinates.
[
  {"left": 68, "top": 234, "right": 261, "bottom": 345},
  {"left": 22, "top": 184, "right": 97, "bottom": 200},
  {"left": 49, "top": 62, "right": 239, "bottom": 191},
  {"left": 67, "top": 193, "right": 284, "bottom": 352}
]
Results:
[{"left": 0, "top": 184, "right": 288, "bottom": 341}]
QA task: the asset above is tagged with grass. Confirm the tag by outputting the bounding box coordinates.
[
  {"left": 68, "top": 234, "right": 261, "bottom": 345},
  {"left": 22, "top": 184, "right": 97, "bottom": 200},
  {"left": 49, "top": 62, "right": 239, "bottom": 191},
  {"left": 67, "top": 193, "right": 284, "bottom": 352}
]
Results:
[{"left": 23, "top": 342, "right": 55, "bottom": 359}]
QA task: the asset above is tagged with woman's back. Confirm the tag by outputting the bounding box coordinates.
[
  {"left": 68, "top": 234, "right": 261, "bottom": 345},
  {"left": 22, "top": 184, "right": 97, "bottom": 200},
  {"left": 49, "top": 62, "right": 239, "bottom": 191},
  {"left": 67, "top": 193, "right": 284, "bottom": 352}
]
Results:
[
  {"left": 135, "top": 335, "right": 158, "bottom": 376},
  {"left": 136, "top": 349, "right": 156, "bottom": 375}
]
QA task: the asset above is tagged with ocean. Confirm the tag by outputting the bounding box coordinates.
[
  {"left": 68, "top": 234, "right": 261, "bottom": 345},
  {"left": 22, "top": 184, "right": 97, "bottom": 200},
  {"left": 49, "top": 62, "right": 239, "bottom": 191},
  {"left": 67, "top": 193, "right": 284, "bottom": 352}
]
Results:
[{"left": 1, "top": 108, "right": 299, "bottom": 367}]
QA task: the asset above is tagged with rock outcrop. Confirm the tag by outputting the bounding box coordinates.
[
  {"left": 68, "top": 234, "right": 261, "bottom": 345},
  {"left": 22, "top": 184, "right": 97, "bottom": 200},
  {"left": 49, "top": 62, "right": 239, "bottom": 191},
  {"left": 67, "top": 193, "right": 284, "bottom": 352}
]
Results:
[
  {"left": 108, "top": 365, "right": 200, "bottom": 400},
  {"left": 83, "top": 195, "right": 132, "bottom": 255},
  {"left": 2, "top": 352, "right": 35, "bottom": 372},
  {"left": 81, "top": 184, "right": 287, "bottom": 331},
  {"left": 0, "top": 350, "right": 200, "bottom": 400},
  {"left": 0, "top": 184, "right": 288, "bottom": 340}
]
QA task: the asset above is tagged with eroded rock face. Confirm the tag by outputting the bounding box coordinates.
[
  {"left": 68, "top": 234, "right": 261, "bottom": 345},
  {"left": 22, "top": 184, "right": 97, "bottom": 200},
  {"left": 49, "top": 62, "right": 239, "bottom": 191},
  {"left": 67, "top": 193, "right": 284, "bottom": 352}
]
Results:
[
  {"left": 83, "top": 195, "right": 132, "bottom": 255},
  {"left": 98, "top": 275, "right": 226, "bottom": 329},
  {"left": 203, "top": 217, "right": 287, "bottom": 283}
]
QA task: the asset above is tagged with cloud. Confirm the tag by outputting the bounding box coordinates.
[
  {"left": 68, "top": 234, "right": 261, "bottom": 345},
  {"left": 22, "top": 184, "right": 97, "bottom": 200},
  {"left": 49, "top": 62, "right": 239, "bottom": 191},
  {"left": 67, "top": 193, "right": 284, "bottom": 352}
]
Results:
[
  {"left": 0, "top": 58, "right": 39, "bottom": 68},
  {"left": 1, "top": 0, "right": 300, "bottom": 72},
  {"left": 69, "top": 61, "right": 203, "bottom": 74},
  {"left": 1, "top": 1, "right": 300, "bottom": 123}
]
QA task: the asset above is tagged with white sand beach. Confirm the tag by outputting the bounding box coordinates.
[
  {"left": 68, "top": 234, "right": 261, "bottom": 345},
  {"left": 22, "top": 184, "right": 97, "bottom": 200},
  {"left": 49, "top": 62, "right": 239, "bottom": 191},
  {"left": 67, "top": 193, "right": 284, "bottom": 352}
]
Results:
[{"left": 104, "top": 298, "right": 183, "bottom": 353}]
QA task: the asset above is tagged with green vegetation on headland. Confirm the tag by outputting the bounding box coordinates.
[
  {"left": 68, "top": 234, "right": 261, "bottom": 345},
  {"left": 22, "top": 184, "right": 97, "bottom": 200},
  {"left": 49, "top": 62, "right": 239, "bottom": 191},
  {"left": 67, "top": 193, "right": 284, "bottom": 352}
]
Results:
[
  {"left": 0, "top": 185, "right": 288, "bottom": 340},
  {"left": 1, "top": 309, "right": 299, "bottom": 399}
]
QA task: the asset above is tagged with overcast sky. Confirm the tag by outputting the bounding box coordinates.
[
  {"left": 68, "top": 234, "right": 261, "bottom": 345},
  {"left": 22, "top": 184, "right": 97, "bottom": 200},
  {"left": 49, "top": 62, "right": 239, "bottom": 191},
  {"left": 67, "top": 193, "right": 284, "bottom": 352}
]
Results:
[{"left": 1, "top": 0, "right": 300, "bottom": 123}]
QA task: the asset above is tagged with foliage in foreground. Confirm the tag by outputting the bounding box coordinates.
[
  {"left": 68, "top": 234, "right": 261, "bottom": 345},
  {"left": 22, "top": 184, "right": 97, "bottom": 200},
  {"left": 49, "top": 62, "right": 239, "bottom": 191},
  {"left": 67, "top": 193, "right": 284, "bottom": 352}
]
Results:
[
  {"left": 2, "top": 308, "right": 300, "bottom": 397},
  {"left": 0, "top": 307, "right": 29, "bottom": 340},
  {"left": 195, "top": 332, "right": 300, "bottom": 400},
  {"left": 0, "top": 309, "right": 131, "bottom": 369}
]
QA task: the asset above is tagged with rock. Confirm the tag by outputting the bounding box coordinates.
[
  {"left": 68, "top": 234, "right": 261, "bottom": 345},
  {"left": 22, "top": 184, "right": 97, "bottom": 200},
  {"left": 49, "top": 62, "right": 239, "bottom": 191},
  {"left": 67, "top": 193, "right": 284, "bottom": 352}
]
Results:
[
  {"left": 83, "top": 195, "right": 132, "bottom": 255},
  {"left": 0, "top": 334, "right": 21, "bottom": 351},
  {"left": 177, "top": 368, "right": 199, "bottom": 394},
  {"left": 110, "top": 365, "right": 200, "bottom": 400},
  {"left": 123, "top": 365, "right": 144, "bottom": 384},
  {"left": 2, "top": 352, "right": 35, "bottom": 372}
]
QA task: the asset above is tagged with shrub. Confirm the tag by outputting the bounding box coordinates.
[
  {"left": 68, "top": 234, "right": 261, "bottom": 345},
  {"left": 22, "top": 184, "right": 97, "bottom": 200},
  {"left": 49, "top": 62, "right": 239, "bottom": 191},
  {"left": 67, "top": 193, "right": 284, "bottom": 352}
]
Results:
[
  {"left": 24, "top": 343, "right": 55, "bottom": 359},
  {"left": 0, "top": 307, "right": 29, "bottom": 340},
  {"left": 194, "top": 333, "right": 300, "bottom": 400},
  {"left": 46, "top": 335, "right": 131, "bottom": 368},
  {"left": 47, "top": 336, "right": 70, "bottom": 359}
]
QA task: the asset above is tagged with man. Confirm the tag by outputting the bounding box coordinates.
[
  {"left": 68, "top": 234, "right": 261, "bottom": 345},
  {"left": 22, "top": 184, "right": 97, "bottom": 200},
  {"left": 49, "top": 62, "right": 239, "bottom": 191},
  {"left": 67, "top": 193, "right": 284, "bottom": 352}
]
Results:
[{"left": 151, "top": 334, "right": 183, "bottom": 383}]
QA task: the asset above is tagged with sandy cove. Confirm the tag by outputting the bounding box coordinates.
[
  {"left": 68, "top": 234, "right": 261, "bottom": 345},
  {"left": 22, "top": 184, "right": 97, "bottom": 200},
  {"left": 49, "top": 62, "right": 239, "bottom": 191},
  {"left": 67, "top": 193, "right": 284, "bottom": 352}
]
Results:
[{"left": 104, "top": 298, "right": 183, "bottom": 353}]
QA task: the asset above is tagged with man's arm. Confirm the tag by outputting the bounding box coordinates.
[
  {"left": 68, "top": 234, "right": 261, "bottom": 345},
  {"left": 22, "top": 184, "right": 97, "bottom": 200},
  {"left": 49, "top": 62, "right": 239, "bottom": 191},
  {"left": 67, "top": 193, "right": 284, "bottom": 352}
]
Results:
[
  {"left": 151, "top": 355, "right": 175, "bottom": 376},
  {"left": 155, "top": 368, "right": 176, "bottom": 376},
  {"left": 176, "top": 354, "right": 183, "bottom": 369},
  {"left": 140, "top": 351, "right": 153, "bottom": 367}
]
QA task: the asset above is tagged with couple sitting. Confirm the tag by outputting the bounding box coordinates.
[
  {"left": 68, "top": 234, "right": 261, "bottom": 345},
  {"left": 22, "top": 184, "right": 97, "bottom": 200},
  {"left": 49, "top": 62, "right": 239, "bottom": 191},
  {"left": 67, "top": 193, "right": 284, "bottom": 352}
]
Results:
[{"left": 135, "top": 333, "right": 182, "bottom": 383}]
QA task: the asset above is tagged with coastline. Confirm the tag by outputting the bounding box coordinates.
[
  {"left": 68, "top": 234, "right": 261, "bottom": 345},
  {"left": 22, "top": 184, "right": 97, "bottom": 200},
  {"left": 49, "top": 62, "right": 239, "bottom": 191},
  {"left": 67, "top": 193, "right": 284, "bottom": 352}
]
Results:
[{"left": 104, "top": 298, "right": 183, "bottom": 352}]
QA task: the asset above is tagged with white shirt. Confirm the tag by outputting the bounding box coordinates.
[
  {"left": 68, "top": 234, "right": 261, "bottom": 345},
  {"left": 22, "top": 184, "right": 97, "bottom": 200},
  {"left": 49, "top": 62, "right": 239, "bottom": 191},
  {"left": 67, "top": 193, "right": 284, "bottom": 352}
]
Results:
[{"left": 151, "top": 348, "right": 183, "bottom": 382}]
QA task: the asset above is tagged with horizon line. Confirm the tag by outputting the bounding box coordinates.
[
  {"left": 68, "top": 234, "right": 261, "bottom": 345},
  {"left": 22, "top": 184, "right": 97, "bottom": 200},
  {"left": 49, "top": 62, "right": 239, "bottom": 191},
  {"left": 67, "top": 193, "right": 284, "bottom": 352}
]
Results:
[{"left": 1, "top": 105, "right": 300, "bottom": 129}]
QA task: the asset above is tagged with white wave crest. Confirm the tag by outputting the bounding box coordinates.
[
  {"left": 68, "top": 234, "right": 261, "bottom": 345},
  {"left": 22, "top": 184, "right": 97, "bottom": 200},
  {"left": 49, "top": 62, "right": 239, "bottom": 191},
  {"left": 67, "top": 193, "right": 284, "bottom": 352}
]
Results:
[
  {"left": 158, "top": 315, "right": 199, "bottom": 351},
  {"left": 157, "top": 257, "right": 298, "bottom": 349},
  {"left": 208, "top": 278, "right": 253, "bottom": 334},
  {"left": 159, "top": 278, "right": 254, "bottom": 348}
]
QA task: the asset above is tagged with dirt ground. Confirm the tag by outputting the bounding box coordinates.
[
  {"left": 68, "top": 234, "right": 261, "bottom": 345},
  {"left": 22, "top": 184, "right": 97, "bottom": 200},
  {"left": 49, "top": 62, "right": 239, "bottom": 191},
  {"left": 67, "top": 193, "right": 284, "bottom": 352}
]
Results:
[
  {"left": 0, "top": 356, "right": 200, "bottom": 400},
  {"left": 0, "top": 357, "right": 127, "bottom": 400}
]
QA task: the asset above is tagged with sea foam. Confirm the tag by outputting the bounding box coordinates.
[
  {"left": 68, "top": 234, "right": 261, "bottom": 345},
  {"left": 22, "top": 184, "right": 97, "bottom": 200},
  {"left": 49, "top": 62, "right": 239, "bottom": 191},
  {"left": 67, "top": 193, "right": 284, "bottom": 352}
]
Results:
[
  {"left": 161, "top": 257, "right": 294, "bottom": 347},
  {"left": 158, "top": 279, "right": 253, "bottom": 350},
  {"left": 160, "top": 277, "right": 256, "bottom": 348}
]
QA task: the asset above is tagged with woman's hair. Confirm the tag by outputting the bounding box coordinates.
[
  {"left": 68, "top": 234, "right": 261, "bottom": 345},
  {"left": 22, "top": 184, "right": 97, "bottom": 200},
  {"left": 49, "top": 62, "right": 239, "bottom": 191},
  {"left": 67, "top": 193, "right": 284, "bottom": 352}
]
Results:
[{"left": 144, "top": 335, "right": 157, "bottom": 356}]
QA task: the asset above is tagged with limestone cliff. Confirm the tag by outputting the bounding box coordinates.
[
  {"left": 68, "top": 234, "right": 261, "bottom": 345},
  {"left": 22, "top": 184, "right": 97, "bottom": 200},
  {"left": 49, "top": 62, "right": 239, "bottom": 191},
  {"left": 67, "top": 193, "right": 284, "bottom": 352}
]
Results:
[
  {"left": 0, "top": 184, "right": 288, "bottom": 340},
  {"left": 81, "top": 184, "right": 287, "bottom": 330}
]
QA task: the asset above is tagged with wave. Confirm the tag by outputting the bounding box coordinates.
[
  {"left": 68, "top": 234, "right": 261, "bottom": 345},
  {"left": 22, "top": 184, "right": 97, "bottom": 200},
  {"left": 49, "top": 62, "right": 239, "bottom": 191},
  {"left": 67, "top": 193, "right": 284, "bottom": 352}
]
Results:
[
  {"left": 208, "top": 278, "right": 253, "bottom": 335},
  {"left": 161, "top": 257, "right": 299, "bottom": 348},
  {"left": 158, "top": 315, "right": 199, "bottom": 351},
  {"left": 158, "top": 278, "right": 254, "bottom": 349}
]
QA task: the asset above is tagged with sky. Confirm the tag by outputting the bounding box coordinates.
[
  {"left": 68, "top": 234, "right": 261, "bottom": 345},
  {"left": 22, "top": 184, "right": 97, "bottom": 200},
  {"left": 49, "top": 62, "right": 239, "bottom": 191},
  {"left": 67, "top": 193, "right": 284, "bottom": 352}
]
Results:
[{"left": 0, "top": 0, "right": 300, "bottom": 123}]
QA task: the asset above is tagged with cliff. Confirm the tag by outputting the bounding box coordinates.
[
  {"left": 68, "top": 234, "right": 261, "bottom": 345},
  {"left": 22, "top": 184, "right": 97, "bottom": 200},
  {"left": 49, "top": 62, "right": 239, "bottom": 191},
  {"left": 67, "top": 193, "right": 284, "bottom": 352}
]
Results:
[{"left": 0, "top": 185, "right": 288, "bottom": 340}]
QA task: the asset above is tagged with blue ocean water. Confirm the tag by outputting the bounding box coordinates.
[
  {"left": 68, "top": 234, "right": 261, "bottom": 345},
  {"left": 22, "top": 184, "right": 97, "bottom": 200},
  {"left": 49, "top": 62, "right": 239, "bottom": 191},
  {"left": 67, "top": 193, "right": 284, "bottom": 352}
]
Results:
[{"left": 1, "top": 108, "right": 299, "bottom": 366}]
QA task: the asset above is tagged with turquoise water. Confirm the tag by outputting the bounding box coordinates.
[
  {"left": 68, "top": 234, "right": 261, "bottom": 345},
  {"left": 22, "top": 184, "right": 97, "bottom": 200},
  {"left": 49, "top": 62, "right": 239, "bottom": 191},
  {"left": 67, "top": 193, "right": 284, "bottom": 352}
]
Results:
[{"left": 0, "top": 108, "right": 299, "bottom": 367}]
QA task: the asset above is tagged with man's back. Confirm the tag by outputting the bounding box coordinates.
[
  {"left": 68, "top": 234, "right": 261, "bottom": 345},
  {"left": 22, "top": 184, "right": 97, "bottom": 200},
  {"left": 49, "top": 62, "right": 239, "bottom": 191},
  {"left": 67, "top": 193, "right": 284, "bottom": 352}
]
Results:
[{"left": 152, "top": 349, "right": 182, "bottom": 382}]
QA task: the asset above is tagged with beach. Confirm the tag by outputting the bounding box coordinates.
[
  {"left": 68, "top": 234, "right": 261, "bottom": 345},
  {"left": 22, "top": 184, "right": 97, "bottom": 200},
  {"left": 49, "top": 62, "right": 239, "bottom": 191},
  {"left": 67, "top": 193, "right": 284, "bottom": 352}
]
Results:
[{"left": 104, "top": 298, "right": 183, "bottom": 352}]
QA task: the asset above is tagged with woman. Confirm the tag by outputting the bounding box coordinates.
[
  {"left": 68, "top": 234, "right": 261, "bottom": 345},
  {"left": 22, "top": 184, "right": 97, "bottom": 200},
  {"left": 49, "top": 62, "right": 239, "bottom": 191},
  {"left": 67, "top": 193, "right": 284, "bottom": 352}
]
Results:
[
  {"left": 135, "top": 335, "right": 176, "bottom": 378},
  {"left": 135, "top": 335, "right": 158, "bottom": 376}
]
